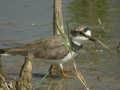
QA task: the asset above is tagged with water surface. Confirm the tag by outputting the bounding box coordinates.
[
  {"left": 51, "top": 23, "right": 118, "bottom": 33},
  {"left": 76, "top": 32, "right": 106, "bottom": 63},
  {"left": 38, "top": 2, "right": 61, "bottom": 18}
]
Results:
[{"left": 0, "top": 0, "right": 120, "bottom": 90}]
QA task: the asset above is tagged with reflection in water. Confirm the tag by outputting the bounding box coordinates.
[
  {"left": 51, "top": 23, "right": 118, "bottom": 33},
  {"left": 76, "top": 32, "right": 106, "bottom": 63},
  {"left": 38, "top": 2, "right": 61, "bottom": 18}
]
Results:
[{"left": 67, "top": 0, "right": 108, "bottom": 25}]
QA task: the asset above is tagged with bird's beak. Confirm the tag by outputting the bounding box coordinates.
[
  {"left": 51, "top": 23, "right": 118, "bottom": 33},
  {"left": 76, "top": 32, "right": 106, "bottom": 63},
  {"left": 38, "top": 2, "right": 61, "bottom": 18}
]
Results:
[
  {"left": 79, "top": 31, "right": 96, "bottom": 42},
  {"left": 79, "top": 31, "right": 112, "bottom": 53}
]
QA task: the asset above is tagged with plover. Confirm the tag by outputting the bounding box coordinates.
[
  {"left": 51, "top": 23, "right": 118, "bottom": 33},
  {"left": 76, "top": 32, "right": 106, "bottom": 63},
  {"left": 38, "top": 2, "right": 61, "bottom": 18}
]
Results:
[{"left": 0, "top": 25, "right": 93, "bottom": 78}]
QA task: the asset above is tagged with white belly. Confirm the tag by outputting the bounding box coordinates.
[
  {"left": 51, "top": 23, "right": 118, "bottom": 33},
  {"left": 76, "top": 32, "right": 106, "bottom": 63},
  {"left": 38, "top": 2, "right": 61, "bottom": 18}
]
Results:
[
  {"left": 61, "top": 51, "right": 76, "bottom": 63},
  {"left": 38, "top": 51, "right": 76, "bottom": 64}
]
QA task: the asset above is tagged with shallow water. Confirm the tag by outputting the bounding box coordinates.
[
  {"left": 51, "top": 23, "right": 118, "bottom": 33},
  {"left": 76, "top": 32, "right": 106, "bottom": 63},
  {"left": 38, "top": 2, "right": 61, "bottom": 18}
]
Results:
[{"left": 0, "top": 0, "right": 120, "bottom": 90}]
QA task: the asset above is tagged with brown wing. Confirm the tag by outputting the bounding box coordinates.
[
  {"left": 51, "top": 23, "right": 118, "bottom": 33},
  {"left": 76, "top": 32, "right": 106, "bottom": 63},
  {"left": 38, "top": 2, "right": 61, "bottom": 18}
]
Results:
[{"left": 6, "top": 35, "right": 69, "bottom": 59}]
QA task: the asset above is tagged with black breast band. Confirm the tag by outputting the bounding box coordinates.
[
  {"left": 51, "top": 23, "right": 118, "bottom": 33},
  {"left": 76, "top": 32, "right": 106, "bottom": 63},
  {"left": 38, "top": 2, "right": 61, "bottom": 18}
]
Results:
[{"left": 70, "top": 41, "right": 83, "bottom": 53}]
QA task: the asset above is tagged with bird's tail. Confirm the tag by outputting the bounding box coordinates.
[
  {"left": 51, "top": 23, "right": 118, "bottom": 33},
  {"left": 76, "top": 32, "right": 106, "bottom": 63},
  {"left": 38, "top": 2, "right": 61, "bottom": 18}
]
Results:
[{"left": 0, "top": 48, "right": 10, "bottom": 56}]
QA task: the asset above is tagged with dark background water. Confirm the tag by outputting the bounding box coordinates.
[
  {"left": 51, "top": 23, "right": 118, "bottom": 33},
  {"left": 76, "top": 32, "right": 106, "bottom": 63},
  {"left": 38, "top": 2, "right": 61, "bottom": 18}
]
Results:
[{"left": 0, "top": 0, "right": 120, "bottom": 90}]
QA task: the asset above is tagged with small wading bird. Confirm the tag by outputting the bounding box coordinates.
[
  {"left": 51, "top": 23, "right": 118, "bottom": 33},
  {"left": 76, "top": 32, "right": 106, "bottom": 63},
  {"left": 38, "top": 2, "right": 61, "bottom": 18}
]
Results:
[{"left": 0, "top": 25, "right": 94, "bottom": 78}]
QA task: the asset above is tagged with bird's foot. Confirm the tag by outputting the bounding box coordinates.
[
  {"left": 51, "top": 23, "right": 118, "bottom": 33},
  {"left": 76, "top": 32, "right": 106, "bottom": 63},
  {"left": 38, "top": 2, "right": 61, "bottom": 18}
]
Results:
[{"left": 62, "top": 73, "right": 73, "bottom": 79}]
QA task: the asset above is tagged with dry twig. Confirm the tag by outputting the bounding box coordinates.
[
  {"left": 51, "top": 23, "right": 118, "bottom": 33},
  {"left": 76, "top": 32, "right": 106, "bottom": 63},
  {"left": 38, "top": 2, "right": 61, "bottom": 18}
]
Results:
[{"left": 72, "top": 60, "right": 90, "bottom": 90}]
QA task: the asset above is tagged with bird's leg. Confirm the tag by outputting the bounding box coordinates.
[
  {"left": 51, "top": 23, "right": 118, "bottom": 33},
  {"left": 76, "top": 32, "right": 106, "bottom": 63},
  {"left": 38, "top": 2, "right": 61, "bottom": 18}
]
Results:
[
  {"left": 59, "top": 64, "right": 72, "bottom": 79},
  {"left": 48, "top": 65, "right": 53, "bottom": 75},
  {"left": 48, "top": 64, "right": 61, "bottom": 76}
]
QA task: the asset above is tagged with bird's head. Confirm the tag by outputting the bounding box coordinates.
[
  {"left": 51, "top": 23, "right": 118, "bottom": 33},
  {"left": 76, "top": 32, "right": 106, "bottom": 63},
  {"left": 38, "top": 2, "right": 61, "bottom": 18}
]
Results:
[{"left": 70, "top": 25, "right": 92, "bottom": 46}]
